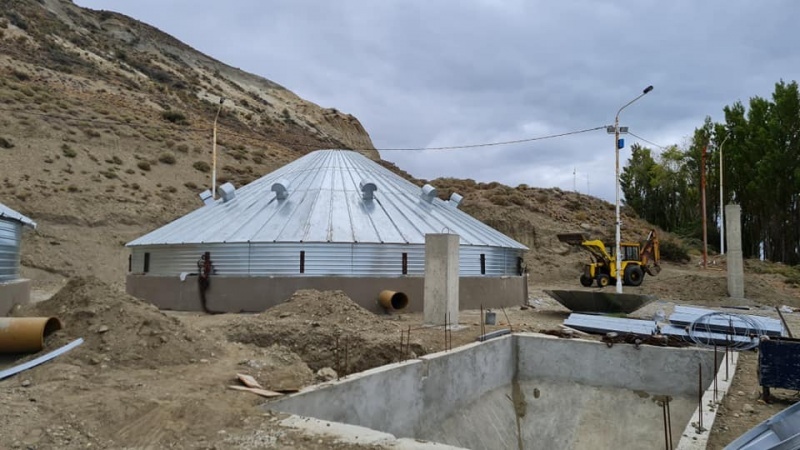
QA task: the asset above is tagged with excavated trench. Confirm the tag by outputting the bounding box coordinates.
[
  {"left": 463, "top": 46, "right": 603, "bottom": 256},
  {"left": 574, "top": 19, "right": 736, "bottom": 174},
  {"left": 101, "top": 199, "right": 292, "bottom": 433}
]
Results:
[{"left": 266, "top": 333, "right": 723, "bottom": 450}]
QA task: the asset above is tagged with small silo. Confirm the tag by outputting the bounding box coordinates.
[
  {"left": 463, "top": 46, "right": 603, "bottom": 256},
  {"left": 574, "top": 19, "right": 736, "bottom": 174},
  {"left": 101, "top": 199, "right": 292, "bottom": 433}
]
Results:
[
  {"left": 126, "top": 150, "right": 528, "bottom": 313},
  {"left": 0, "top": 202, "right": 37, "bottom": 315}
]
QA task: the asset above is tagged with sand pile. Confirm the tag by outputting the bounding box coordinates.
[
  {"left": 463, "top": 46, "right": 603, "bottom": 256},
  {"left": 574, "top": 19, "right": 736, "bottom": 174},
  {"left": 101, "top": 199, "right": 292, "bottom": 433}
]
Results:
[
  {"left": 226, "top": 289, "right": 425, "bottom": 374},
  {"left": 14, "top": 276, "right": 218, "bottom": 368}
]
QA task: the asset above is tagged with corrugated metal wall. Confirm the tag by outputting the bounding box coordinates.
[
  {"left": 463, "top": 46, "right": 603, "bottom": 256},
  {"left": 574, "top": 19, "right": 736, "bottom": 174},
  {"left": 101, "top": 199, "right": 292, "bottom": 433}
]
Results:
[
  {"left": 130, "top": 242, "right": 524, "bottom": 277},
  {"left": 0, "top": 219, "right": 22, "bottom": 282}
]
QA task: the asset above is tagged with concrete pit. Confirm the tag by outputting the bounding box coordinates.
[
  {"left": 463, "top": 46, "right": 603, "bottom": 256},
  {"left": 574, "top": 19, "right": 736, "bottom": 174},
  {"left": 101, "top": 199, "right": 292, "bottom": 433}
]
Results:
[{"left": 267, "top": 333, "right": 727, "bottom": 450}]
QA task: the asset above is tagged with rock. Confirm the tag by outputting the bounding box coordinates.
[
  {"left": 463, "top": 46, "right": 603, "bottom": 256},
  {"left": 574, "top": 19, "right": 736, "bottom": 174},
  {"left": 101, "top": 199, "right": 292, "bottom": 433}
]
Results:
[
  {"left": 520, "top": 305, "right": 529, "bottom": 310},
  {"left": 316, "top": 367, "right": 338, "bottom": 381},
  {"left": 279, "top": 312, "right": 291, "bottom": 319},
  {"left": 742, "top": 404, "right": 755, "bottom": 414},
  {"left": 97, "top": 325, "right": 109, "bottom": 334},
  {"left": 89, "top": 357, "right": 101, "bottom": 365},
  {"left": 21, "top": 379, "right": 31, "bottom": 387},
  {"left": 580, "top": 223, "right": 592, "bottom": 231},
  {"left": 199, "top": 359, "right": 209, "bottom": 364},
  {"left": 737, "top": 391, "right": 745, "bottom": 396}
]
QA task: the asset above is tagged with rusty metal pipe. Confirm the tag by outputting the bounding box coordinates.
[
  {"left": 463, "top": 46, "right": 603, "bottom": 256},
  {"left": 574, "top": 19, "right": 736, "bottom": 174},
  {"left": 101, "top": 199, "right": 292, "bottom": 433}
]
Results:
[
  {"left": 378, "top": 290, "right": 409, "bottom": 311},
  {"left": 0, "top": 317, "right": 63, "bottom": 354}
]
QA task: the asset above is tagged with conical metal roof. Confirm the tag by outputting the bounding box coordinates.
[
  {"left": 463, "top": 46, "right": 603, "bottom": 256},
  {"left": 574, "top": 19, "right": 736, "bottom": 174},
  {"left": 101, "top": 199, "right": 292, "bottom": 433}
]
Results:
[
  {"left": 127, "top": 150, "right": 527, "bottom": 249},
  {"left": 0, "top": 202, "right": 36, "bottom": 228}
]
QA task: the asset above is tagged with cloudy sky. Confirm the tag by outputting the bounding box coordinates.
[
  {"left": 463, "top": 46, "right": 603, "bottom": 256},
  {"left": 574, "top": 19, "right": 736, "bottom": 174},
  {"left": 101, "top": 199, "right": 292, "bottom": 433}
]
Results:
[{"left": 75, "top": 0, "right": 799, "bottom": 202}]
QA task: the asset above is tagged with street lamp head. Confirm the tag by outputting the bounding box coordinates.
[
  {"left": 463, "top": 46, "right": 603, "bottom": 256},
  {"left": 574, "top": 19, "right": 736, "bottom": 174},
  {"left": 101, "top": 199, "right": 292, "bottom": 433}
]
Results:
[
  {"left": 219, "top": 97, "right": 225, "bottom": 105},
  {"left": 643, "top": 85, "right": 654, "bottom": 94}
]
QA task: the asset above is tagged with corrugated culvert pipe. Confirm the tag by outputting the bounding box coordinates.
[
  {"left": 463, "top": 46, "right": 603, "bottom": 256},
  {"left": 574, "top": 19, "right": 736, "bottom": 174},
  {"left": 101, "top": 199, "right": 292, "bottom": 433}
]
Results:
[{"left": 378, "top": 290, "right": 409, "bottom": 311}]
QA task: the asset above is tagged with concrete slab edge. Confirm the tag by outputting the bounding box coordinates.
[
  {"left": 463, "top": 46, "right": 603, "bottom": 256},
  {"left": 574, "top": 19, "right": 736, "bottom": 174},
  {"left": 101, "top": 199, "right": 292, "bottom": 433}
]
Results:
[
  {"left": 279, "top": 415, "right": 468, "bottom": 449},
  {"left": 676, "top": 350, "right": 740, "bottom": 450},
  {"left": 277, "top": 334, "right": 515, "bottom": 397}
]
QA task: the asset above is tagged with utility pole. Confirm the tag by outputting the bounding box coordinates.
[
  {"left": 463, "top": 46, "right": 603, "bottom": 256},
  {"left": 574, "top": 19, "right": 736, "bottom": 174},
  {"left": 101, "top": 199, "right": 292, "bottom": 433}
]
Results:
[
  {"left": 573, "top": 167, "right": 577, "bottom": 192},
  {"left": 211, "top": 97, "right": 225, "bottom": 200},
  {"left": 701, "top": 144, "right": 708, "bottom": 269},
  {"left": 611, "top": 85, "right": 654, "bottom": 294}
]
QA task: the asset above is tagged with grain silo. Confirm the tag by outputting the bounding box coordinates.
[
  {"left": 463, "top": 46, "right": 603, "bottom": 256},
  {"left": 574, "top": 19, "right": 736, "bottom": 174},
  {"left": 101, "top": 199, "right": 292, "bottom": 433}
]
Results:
[
  {"left": 126, "top": 150, "right": 528, "bottom": 313},
  {"left": 0, "top": 203, "right": 37, "bottom": 315}
]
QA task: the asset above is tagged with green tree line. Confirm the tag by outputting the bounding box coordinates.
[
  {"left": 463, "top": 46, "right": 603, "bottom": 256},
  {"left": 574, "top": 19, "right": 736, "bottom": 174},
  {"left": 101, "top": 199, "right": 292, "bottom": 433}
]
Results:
[{"left": 621, "top": 80, "right": 800, "bottom": 265}]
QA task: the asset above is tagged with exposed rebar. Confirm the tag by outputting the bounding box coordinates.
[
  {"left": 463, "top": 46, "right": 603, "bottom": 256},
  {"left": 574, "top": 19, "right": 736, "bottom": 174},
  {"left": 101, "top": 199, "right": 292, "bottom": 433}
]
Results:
[
  {"left": 667, "top": 397, "right": 673, "bottom": 449},
  {"left": 698, "top": 363, "right": 704, "bottom": 432}
]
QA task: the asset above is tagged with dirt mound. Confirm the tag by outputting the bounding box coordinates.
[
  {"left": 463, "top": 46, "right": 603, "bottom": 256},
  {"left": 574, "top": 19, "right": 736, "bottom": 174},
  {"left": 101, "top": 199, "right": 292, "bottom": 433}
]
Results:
[
  {"left": 14, "top": 276, "right": 218, "bottom": 368},
  {"left": 226, "top": 290, "right": 426, "bottom": 374}
]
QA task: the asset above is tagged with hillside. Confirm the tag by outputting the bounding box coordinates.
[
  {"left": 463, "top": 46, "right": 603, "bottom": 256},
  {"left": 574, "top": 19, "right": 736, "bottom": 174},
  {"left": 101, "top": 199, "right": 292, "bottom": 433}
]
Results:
[{"left": 0, "top": 0, "right": 376, "bottom": 286}]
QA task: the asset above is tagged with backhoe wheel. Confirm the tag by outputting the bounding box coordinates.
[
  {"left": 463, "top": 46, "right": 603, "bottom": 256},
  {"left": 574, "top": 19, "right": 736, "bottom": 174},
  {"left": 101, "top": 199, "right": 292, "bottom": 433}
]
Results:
[
  {"left": 624, "top": 265, "right": 645, "bottom": 287},
  {"left": 596, "top": 274, "right": 611, "bottom": 288},
  {"left": 580, "top": 274, "right": 593, "bottom": 287}
]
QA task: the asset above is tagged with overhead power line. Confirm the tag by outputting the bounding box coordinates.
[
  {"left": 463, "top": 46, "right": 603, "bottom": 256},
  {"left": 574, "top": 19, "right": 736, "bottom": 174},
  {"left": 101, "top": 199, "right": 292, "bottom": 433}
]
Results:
[
  {"left": 0, "top": 104, "right": 606, "bottom": 152},
  {"left": 628, "top": 131, "right": 668, "bottom": 150},
  {"left": 373, "top": 126, "right": 608, "bottom": 151}
]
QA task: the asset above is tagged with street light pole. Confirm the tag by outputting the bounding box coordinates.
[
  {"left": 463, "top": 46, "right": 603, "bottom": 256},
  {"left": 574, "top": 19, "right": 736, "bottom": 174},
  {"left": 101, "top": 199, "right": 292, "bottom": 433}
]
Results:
[
  {"left": 614, "top": 85, "right": 654, "bottom": 294},
  {"left": 211, "top": 97, "right": 225, "bottom": 200},
  {"left": 718, "top": 134, "right": 729, "bottom": 255}
]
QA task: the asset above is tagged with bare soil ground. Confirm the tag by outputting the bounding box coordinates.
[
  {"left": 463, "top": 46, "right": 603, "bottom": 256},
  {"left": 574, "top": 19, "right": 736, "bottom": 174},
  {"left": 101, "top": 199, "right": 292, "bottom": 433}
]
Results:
[{"left": 2, "top": 259, "right": 799, "bottom": 449}]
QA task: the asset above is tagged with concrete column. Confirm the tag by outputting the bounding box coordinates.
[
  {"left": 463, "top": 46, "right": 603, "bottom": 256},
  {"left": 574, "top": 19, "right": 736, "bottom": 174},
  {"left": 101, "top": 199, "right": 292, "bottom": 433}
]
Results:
[
  {"left": 424, "top": 234, "right": 459, "bottom": 326},
  {"left": 725, "top": 204, "right": 745, "bottom": 299}
]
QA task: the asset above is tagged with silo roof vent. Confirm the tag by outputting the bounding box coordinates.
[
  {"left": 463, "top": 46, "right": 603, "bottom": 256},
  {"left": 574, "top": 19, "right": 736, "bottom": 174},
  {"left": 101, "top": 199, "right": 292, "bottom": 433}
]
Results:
[
  {"left": 449, "top": 192, "right": 463, "bottom": 208},
  {"left": 421, "top": 184, "right": 438, "bottom": 202},
  {"left": 360, "top": 180, "right": 377, "bottom": 201},
  {"left": 199, "top": 189, "right": 214, "bottom": 206},
  {"left": 272, "top": 179, "right": 290, "bottom": 200},
  {"left": 217, "top": 182, "right": 236, "bottom": 203}
]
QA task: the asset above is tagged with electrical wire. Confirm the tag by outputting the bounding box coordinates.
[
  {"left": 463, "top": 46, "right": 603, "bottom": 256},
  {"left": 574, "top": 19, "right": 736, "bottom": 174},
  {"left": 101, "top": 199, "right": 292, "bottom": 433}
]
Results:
[
  {"left": 628, "top": 131, "right": 668, "bottom": 150},
  {"left": 372, "top": 126, "right": 608, "bottom": 151},
  {"left": 0, "top": 104, "right": 607, "bottom": 152}
]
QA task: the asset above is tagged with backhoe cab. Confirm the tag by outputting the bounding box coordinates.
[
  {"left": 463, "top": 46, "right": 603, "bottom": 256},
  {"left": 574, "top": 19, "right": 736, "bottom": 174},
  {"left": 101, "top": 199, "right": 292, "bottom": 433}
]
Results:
[{"left": 557, "top": 229, "right": 661, "bottom": 288}]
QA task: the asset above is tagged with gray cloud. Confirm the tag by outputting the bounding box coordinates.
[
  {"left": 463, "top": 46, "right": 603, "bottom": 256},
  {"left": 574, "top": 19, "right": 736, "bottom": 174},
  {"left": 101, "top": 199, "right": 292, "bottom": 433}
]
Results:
[{"left": 76, "top": 0, "right": 800, "bottom": 201}]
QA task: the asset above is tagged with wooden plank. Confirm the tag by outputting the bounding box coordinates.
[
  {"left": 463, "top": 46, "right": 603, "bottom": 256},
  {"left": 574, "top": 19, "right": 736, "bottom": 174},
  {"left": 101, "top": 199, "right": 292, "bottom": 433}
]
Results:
[
  {"left": 227, "top": 385, "right": 283, "bottom": 398},
  {"left": 236, "top": 373, "right": 263, "bottom": 389}
]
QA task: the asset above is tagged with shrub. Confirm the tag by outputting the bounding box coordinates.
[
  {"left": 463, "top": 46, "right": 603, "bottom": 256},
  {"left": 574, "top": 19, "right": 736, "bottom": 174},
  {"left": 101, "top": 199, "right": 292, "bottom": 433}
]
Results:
[
  {"left": 137, "top": 161, "right": 151, "bottom": 171},
  {"left": 62, "top": 144, "right": 77, "bottom": 158},
  {"left": 184, "top": 181, "right": 197, "bottom": 189},
  {"left": 67, "top": 185, "right": 79, "bottom": 192},
  {"left": 193, "top": 161, "right": 211, "bottom": 173},
  {"left": 176, "top": 144, "right": 189, "bottom": 153},
  {"left": 158, "top": 153, "right": 176, "bottom": 165},
  {"left": 0, "top": 137, "right": 14, "bottom": 149},
  {"left": 660, "top": 238, "right": 691, "bottom": 263},
  {"left": 161, "top": 110, "right": 188, "bottom": 125}
]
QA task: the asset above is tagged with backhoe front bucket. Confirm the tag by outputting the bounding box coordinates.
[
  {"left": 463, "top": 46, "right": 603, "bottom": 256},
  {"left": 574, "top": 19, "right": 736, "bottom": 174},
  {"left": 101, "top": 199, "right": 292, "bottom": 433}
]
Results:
[
  {"left": 557, "top": 233, "right": 589, "bottom": 246},
  {"left": 644, "top": 265, "right": 662, "bottom": 276}
]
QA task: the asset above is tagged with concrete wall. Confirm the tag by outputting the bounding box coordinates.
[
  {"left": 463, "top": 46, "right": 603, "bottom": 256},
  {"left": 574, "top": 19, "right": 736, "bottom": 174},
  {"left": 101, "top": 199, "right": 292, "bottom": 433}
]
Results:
[
  {"left": 266, "top": 336, "right": 514, "bottom": 439},
  {"left": 126, "top": 274, "right": 526, "bottom": 315},
  {"left": 264, "top": 334, "right": 720, "bottom": 450},
  {"left": 427, "top": 380, "right": 698, "bottom": 450},
  {"left": 516, "top": 333, "right": 717, "bottom": 396},
  {"left": 0, "top": 279, "right": 30, "bottom": 316}
]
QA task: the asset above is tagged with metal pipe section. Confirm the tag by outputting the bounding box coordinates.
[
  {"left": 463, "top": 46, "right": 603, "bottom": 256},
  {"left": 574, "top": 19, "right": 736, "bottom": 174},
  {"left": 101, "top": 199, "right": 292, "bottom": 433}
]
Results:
[
  {"left": 0, "top": 317, "right": 63, "bottom": 353},
  {"left": 378, "top": 290, "right": 409, "bottom": 311}
]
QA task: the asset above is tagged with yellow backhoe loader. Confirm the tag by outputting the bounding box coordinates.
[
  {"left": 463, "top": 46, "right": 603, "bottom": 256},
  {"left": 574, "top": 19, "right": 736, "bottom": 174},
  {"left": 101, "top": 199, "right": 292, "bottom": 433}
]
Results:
[{"left": 557, "top": 229, "right": 661, "bottom": 288}]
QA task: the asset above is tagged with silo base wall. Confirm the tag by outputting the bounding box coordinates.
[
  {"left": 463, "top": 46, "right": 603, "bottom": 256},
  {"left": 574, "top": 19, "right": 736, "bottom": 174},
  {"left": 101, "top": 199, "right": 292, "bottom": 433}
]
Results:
[
  {"left": 0, "top": 279, "right": 31, "bottom": 316},
  {"left": 125, "top": 274, "right": 527, "bottom": 315}
]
